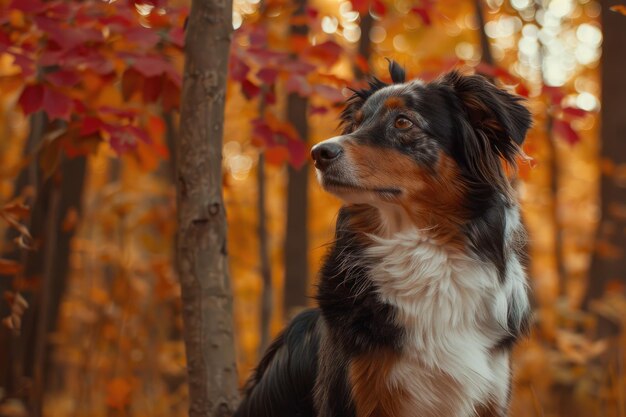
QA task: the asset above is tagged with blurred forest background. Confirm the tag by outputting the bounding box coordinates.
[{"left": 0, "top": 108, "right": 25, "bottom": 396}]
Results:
[{"left": 0, "top": 0, "right": 625, "bottom": 416}]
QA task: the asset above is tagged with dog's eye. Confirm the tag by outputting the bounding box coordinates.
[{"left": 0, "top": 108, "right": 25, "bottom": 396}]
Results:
[{"left": 394, "top": 117, "right": 413, "bottom": 129}]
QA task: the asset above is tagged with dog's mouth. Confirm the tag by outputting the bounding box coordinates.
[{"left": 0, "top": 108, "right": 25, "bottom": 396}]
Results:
[{"left": 321, "top": 177, "right": 401, "bottom": 196}]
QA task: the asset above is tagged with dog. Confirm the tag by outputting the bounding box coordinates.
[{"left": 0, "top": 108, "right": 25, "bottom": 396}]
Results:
[{"left": 234, "top": 61, "right": 532, "bottom": 417}]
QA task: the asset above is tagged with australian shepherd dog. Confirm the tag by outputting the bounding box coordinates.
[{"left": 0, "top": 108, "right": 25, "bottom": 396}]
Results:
[{"left": 235, "top": 61, "right": 532, "bottom": 417}]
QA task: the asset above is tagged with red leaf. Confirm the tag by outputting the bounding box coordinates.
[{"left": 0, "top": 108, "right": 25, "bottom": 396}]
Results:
[
  {"left": 99, "top": 15, "right": 133, "bottom": 28},
  {"left": 285, "top": 75, "right": 312, "bottom": 96},
  {"left": 306, "top": 7, "right": 319, "bottom": 19},
  {"left": 45, "top": 70, "right": 81, "bottom": 87},
  {"left": 18, "top": 84, "right": 44, "bottom": 115},
  {"left": 542, "top": 85, "right": 565, "bottom": 106},
  {"left": 230, "top": 56, "right": 249, "bottom": 82},
  {"left": 124, "top": 27, "right": 161, "bottom": 48},
  {"left": 162, "top": 78, "right": 180, "bottom": 111},
  {"left": 142, "top": 75, "right": 163, "bottom": 102},
  {"left": 0, "top": 32, "right": 10, "bottom": 50},
  {"left": 410, "top": 7, "right": 432, "bottom": 25},
  {"left": 303, "top": 41, "right": 342, "bottom": 67},
  {"left": 372, "top": 0, "right": 386, "bottom": 17},
  {"left": 256, "top": 68, "right": 279, "bottom": 84},
  {"left": 313, "top": 84, "right": 344, "bottom": 102},
  {"left": 252, "top": 119, "right": 274, "bottom": 147},
  {"left": 309, "top": 106, "right": 329, "bottom": 116},
  {"left": 282, "top": 60, "right": 316, "bottom": 76},
  {"left": 127, "top": 55, "right": 176, "bottom": 78},
  {"left": 562, "top": 106, "right": 588, "bottom": 118},
  {"left": 553, "top": 119, "right": 580, "bottom": 145},
  {"left": 263, "top": 88, "right": 276, "bottom": 105},
  {"left": 103, "top": 124, "right": 137, "bottom": 154},
  {"left": 73, "top": 99, "right": 86, "bottom": 114},
  {"left": 515, "top": 83, "right": 530, "bottom": 98},
  {"left": 34, "top": 17, "right": 103, "bottom": 50},
  {"left": 42, "top": 87, "right": 73, "bottom": 121},
  {"left": 351, "top": 0, "right": 369, "bottom": 14},
  {"left": 355, "top": 55, "right": 369, "bottom": 74},
  {"left": 286, "top": 138, "right": 307, "bottom": 169},
  {"left": 98, "top": 106, "right": 138, "bottom": 120},
  {"left": 11, "top": 53, "right": 35, "bottom": 78},
  {"left": 127, "top": 126, "right": 151, "bottom": 144},
  {"left": 121, "top": 68, "right": 143, "bottom": 101},
  {"left": 80, "top": 117, "right": 103, "bottom": 136},
  {"left": 241, "top": 79, "right": 261, "bottom": 99},
  {"left": 168, "top": 27, "right": 184, "bottom": 47},
  {"left": 8, "top": 0, "right": 45, "bottom": 13}
]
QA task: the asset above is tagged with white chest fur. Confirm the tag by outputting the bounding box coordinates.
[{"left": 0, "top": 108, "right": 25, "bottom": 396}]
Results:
[{"left": 366, "top": 227, "right": 523, "bottom": 417}]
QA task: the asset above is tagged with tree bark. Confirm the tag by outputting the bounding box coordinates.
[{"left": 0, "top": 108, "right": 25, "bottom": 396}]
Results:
[
  {"left": 0, "top": 110, "right": 45, "bottom": 400},
  {"left": 474, "top": 0, "right": 494, "bottom": 67},
  {"left": 176, "top": 0, "right": 239, "bottom": 415},
  {"left": 354, "top": 12, "right": 373, "bottom": 80},
  {"left": 257, "top": 153, "right": 272, "bottom": 352},
  {"left": 283, "top": 0, "right": 310, "bottom": 319},
  {"left": 584, "top": 0, "right": 626, "bottom": 327}
]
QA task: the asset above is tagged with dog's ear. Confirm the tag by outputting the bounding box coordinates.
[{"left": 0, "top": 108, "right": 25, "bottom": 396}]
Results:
[
  {"left": 386, "top": 59, "right": 406, "bottom": 84},
  {"left": 442, "top": 71, "right": 531, "bottom": 158}
]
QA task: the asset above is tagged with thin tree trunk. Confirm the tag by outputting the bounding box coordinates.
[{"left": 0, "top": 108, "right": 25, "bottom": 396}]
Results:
[
  {"left": 544, "top": 115, "right": 567, "bottom": 296},
  {"left": 584, "top": 0, "right": 626, "bottom": 331},
  {"left": 257, "top": 153, "right": 272, "bottom": 352},
  {"left": 474, "top": 0, "right": 494, "bottom": 67},
  {"left": 354, "top": 12, "right": 373, "bottom": 80},
  {"left": 283, "top": 0, "right": 310, "bottom": 319},
  {"left": 0, "top": 110, "right": 45, "bottom": 400},
  {"left": 17, "top": 153, "right": 87, "bottom": 415},
  {"left": 30, "top": 174, "right": 61, "bottom": 417},
  {"left": 164, "top": 111, "right": 178, "bottom": 181},
  {"left": 176, "top": 0, "right": 239, "bottom": 415}
]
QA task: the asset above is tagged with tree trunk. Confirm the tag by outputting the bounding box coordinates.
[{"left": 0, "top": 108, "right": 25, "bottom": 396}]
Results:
[
  {"left": 354, "top": 12, "right": 373, "bottom": 80},
  {"left": 584, "top": 0, "right": 626, "bottom": 328},
  {"left": 176, "top": 0, "right": 239, "bottom": 415},
  {"left": 283, "top": 0, "right": 310, "bottom": 319},
  {"left": 0, "top": 110, "right": 45, "bottom": 400},
  {"left": 257, "top": 153, "right": 272, "bottom": 352}
]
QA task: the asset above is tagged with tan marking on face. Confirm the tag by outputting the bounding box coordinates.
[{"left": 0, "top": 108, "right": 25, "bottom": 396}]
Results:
[
  {"left": 384, "top": 96, "right": 405, "bottom": 109},
  {"left": 349, "top": 349, "right": 408, "bottom": 417},
  {"left": 342, "top": 142, "right": 469, "bottom": 245},
  {"left": 354, "top": 110, "right": 364, "bottom": 124}
]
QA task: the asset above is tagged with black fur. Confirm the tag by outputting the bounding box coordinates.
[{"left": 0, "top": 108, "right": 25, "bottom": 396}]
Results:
[
  {"left": 234, "top": 309, "right": 321, "bottom": 417},
  {"left": 315, "top": 206, "right": 403, "bottom": 355}
]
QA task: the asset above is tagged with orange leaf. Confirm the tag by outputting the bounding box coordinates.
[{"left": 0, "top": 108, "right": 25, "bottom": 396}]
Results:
[
  {"left": 106, "top": 378, "right": 133, "bottom": 410},
  {"left": 62, "top": 207, "right": 79, "bottom": 232},
  {"left": 134, "top": 139, "right": 160, "bottom": 172},
  {"left": 0, "top": 259, "right": 22, "bottom": 275},
  {"left": 1, "top": 202, "right": 30, "bottom": 219},
  {"left": 264, "top": 147, "right": 290, "bottom": 165},
  {"left": 610, "top": 5, "right": 626, "bottom": 15}
]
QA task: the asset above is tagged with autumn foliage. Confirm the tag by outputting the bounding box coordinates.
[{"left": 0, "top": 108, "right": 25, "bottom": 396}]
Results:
[{"left": 0, "top": 0, "right": 625, "bottom": 416}]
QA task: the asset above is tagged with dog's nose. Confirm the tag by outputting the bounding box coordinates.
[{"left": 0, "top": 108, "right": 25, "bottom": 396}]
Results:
[{"left": 311, "top": 142, "right": 343, "bottom": 169}]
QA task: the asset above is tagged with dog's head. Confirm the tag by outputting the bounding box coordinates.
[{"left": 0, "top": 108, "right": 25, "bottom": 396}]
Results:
[{"left": 311, "top": 61, "right": 531, "bottom": 235}]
